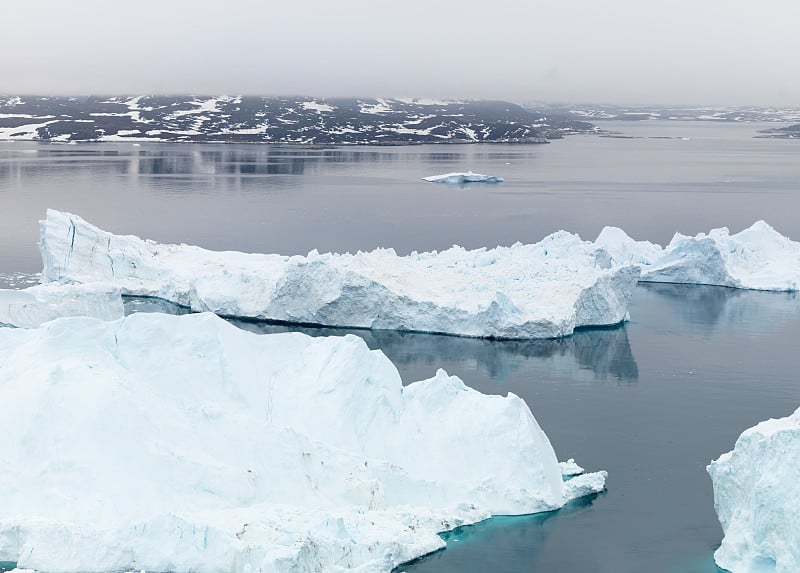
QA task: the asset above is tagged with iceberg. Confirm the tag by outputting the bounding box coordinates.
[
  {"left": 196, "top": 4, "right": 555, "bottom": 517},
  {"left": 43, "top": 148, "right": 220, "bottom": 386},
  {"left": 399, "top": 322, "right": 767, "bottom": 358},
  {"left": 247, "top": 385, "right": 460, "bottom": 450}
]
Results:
[
  {"left": 641, "top": 221, "right": 800, "bottom": 291},
  {"left": 0, "top": 283, "right": 123, "bottom": 328},
  {"left": 0, "top": 312, "right": 605, "bottom": 573},
  {"left": 708, "top": 408, "right": 800, "bottom": 573},
  {"left": 597, "top": 221, "right": 800, "bottom": 291},
  {"left": 422, "top": 171, "right": 504, "bottom": 183},
  {"left": 39, "top": 209, "right": 640, "bottom": 339}
]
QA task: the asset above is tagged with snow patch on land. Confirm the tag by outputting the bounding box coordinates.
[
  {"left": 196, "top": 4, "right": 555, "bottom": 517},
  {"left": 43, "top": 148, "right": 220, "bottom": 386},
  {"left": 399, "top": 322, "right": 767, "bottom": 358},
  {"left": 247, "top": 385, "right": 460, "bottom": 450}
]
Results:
[
  {"left": 359, "top": 98, "right": 395, "bottom": 115},
  {"left": 301, "top": 101, "right": 335, "bottom": 113},
  {"left": 0, "top": 311, "right": 605, "bottom": 573},
  {"left": 0, "top": 120, "right": 59, "bottom": 140}
]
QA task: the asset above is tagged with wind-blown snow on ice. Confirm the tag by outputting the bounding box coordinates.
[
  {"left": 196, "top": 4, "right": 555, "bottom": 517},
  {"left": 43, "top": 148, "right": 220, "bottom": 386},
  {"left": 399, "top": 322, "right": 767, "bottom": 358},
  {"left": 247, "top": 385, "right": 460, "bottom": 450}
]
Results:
[
  {"left": 597, "top": 221, "right": 800, "bottom": 291},
  {"left": 422, "top": 171, "right": 504, "bottom": 183},
  {"left": 39, "top": 210, "right": 639, "bottom": 339},
  {"left": 708, "top": 408, "right": 800, "bottom": 573},
  {"left": 0, "top": 312, "right": 605, "bottom": 573},
  {"left": 0, "top": 283, "right": 123, "bottom": 328}
]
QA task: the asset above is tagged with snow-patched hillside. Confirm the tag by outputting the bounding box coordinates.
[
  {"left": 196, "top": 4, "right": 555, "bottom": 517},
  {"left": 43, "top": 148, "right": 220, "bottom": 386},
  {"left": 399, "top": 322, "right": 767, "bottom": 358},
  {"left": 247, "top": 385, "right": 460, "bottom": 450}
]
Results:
[{"left": 0, "top": 95, "right": 591, "bottom": 144}]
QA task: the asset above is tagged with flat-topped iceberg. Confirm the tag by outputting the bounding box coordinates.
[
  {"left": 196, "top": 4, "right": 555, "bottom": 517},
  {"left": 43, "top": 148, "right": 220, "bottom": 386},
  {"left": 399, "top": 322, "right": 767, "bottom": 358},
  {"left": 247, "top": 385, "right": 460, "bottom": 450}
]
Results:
[
  {"left": 422, "top": 171, "right": 504, "bottom": 184},
  {"left": 39, "top": 210, "right": 639, "bottom": 339},
  {"left": 0, "top": 312, "right": 605, "bottom": 573},
  {"left": 0, "top": 283, "right": 123, "bottom": 328},
  {"left": 708, "top": 408, "right": 800, "bottom": 573},
  {"left": 598, "top": 221, "right": 800, "bottom": 291}
]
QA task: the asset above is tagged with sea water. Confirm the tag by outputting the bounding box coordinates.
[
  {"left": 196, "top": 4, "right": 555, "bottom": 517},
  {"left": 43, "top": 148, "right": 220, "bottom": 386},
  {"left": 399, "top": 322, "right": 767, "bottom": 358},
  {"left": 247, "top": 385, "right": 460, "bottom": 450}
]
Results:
[{"left": 2, "top": 120, "right": 800, "bottom": 572}]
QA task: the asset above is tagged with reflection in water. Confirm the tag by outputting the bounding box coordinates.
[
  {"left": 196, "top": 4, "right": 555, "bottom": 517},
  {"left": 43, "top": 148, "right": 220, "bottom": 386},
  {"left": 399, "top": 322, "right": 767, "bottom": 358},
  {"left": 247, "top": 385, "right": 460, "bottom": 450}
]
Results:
[
  {"left": 640, "top": 282, "right": 800, "bottom": 336},
  {"left": 397, "top": 494, "right": 602, "bottom": 573},
  {"left": 225, "top": 318, "right": 638, "bottom": 384},
  {"left": 122, "top": 296, "right": 638, "bottom": 384},
  {"left": 0, "top": 272, "right": 39, "bottom": 289},
  {"left": 0, "top": 143, "right": 540, "bottom": 190}
]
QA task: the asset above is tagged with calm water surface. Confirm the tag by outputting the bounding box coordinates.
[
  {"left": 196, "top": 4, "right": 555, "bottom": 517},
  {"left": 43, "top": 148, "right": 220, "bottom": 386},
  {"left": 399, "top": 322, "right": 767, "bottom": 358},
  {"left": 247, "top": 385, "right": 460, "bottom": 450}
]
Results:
[
  {"left": 2, "top": 120, "right": 799, "bottom": 272},
  {"left": 2, "top": 121, "right": 800, "bottom": 572}
]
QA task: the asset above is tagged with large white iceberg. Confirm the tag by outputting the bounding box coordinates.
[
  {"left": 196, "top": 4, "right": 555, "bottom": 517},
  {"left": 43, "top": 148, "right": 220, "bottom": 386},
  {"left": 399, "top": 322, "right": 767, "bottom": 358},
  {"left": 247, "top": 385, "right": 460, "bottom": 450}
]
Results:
[
  {"left": 0, "top": 283, "right": 123, "bottom": 328},
  {"left": 708, "top": 408, "right": 800, "bottom": 573},
  {"left": 422, "top": 171, "right": 504, "bottom": 183},
  {"left": 38, "top": 209, "right": 639, "bottom": 339},
  {"left": 0, "top": 312, "right": 605, "bottom": 573},
  {"left": 598, "top": 221, "right": 800, "bottom": 291}
]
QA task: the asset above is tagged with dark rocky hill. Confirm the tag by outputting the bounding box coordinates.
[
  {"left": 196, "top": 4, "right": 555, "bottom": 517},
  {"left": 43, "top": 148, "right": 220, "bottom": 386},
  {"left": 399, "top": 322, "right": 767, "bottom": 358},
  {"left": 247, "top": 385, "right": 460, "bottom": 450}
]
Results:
[{"left": 0, "top": 95, "right": 594, "bottom": 144}]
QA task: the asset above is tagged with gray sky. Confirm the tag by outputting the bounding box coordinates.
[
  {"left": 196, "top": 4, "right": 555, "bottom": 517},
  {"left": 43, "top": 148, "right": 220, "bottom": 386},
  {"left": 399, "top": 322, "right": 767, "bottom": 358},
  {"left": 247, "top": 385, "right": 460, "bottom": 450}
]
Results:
[{"left": 3, "top": 0, "right": 799, "bottom": 106}]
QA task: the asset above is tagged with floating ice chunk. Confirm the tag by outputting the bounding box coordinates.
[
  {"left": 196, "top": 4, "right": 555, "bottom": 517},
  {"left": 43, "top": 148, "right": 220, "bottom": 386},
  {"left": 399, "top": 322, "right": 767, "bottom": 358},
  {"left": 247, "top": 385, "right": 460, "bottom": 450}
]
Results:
[
  {"left": 0, "top": 312, "right": 605, "bottom": 573},
  {"left": 422, "top": 171, "right": 504, "bottom": 184},
  {"left": 39, "top": 210, "right": 640, "bottom": 339},
  {"left": 0, "top": 283, "right": 123, "bottom": 328},
  {"left": 641, "top": 221, "right": 800, "bottom": 291},
  {"left": 708, "top": 408, "right": 800, "bottom": 573}
]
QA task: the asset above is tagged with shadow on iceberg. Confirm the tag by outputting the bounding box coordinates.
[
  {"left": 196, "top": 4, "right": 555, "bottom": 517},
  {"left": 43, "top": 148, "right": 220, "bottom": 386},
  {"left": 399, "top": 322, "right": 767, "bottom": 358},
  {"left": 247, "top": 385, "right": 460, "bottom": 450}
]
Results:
[{"left": 396, "top": 493, "right": 603, "bottom": 573}]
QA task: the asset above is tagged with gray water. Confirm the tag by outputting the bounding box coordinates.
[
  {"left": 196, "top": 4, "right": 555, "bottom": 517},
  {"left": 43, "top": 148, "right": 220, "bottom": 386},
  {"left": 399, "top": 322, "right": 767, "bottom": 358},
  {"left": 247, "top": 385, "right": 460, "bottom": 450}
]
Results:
[{"left": 2, "top": 121, "right": 800, "bottom": 572}]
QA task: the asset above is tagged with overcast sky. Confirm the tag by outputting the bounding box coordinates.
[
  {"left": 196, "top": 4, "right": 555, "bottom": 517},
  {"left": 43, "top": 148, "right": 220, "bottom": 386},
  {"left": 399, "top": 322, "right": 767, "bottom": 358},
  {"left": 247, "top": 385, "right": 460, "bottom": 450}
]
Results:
[{"left": 2, "top": 0, "right": 798, "bottom": 106}]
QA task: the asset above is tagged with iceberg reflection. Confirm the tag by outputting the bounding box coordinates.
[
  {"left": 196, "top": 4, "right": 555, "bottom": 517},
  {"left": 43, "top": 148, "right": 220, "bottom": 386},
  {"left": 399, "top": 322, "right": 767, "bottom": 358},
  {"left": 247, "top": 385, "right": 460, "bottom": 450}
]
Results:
[{"left": 639, "top": 282, "right": 800, "bottom": 336}]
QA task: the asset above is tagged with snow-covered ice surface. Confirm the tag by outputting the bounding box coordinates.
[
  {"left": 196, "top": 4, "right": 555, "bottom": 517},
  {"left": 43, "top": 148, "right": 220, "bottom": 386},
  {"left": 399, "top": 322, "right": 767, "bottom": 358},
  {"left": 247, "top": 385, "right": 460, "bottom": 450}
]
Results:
[
  {"left": 0, "top": 283, "right": 123, "bottom": 328},
  {"left": 39, "top": 210, "right": 640, "bottom": 339},
  {"left": 0, "top": 312, "right": 605, "bottom": 573},
  {"left": 641, "top": 221, "right": 800, "bottom": 291},
  {"left": 708, "top": 408, "right": 800, "bottom": 573},
  {"left": 422, "top": 171, "right": 504, "bottom": 184},
  {"left": 597, "top": 221, "right": 800, "bottom": 291}
]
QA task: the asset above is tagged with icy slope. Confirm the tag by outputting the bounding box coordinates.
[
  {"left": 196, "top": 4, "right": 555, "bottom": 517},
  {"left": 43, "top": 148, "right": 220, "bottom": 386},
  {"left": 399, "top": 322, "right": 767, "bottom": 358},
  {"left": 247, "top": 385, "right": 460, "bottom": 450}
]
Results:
[
  {"left": 39, "top": 210, "right": 639, "bottom": 339},
  {"left": 597, "top": 222, "right": 800, "bottom": 291},
  {"left": 708, "top": 408, "right": 800, "bottom": 573},
  {"left": 0, "top": 312, "right": 605, "bottom": 573},
  {"left": 0, "top": 283, "right": 123, "bottom": 328}
]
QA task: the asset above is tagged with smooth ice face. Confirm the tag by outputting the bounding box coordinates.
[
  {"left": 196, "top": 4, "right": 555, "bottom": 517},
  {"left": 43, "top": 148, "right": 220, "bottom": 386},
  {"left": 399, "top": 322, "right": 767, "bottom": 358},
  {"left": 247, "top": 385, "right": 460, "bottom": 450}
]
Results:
[
  {"left": 0, "top": 312, "right": 605, "bottom": 573},
  {"left": 422, "top": 171, "right": 504, "bottom": 183},
  {"left": 39, "top": 210, "right": 640, "bottom": 339},
  {"left": 708, "top": 409, "right": 800, "bottom": 573},
  {"left": 0, "top": 283, "right": 123, "bottom": 328}
]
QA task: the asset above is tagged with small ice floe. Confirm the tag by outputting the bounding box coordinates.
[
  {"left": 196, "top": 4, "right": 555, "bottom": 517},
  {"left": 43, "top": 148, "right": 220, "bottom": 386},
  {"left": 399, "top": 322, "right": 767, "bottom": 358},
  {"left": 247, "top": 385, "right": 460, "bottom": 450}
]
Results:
[{"left": 422, "top": 171, "right": 504, "bottom": 184}]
